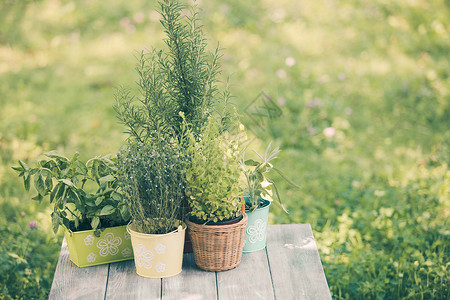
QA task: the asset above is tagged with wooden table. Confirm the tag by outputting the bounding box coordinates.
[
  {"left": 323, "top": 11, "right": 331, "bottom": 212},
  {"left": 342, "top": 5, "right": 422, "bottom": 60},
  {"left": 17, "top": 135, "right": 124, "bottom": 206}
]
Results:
[{"left": 49, "top": 224, "right": 331, "bottom": 300}]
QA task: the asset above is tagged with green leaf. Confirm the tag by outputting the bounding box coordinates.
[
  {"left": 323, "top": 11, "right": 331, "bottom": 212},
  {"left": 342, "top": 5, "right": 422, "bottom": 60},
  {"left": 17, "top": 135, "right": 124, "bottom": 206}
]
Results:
[
  {"left": 34, "top": 174, "right": 46, "bottom": 196},
  {"left": 19, "top": 160, "right": 30, "bottom": 171},
  {"left": 75, "top": 160, "right": 88, "bottom": 174},
  {"left": 50, "top": 182, "right": 62, "bottom": 203},
  {"left": 39, "top": 168, "right": 53, "bottom": 177},
  {"left": 71, "top": 152, "right": 80, "bottom": 161},
  {"left": 66, "top": 189, "right": 82, "bottom": 206},
  {"left": 11, "top": 165, "right": 23, "bottom": 173},
  {"left": 45, "top": 151, "right": 69, "bottom": 161},
  {"left": 24, "top": 174, "right": 31, "bottom": 191},
  {"left": 100, "top": 155, "right": 115, "bottom": 166},
  {"left": 62, "top": 217, "right": 70, "bottom": 230},
  {"left": 91, "top": 216, "right": 100, "bottom": 230},
  {"left": 271, "top": 181, "right": 288, "bottom": 214},
  {"left": 244, "top": 159, "right": 259, "bottom": 166},
  {"left": 29, "top": 168, "right": 39, "bottom": 175},
  {"left": 120, "top": 205, "right": 131, "bottom": 221},
  {"left": 32, "top": 193, "right": 43, "bottom": 202},
  {"left": 99, "top": 174, "right": 115, "bottom": 183},
  {"left": 100, "top": 205, "right": 115, "bottom": 216},
  {"left": 91, "top": 160, "right": 99, "bottom": 182},
  {"left": 56, "top": 184, "right": 66, "bottom": 201},
  {"left": 85, "top": 199, "right": 96, "bottom": 207},
  {"left": 111, "top": 192, "right": 122, "bottom": 201},
  {"left": 59, "top": 179, "right": 77, "bottom": 188},
  {"left": 51, "top": 212, "right": 60, "bottom": 234},
  {"left": 95, "top": 196, "right": 104, "bottom": 206},
  {"left": 45, "top": 175, "right": 53, "bottom": 192},
  {"left": 272, "top": 167, "right": 301, "bottom": 188},
  {"left": 256, "top": 171, "right": 264, "bottom": 183}
]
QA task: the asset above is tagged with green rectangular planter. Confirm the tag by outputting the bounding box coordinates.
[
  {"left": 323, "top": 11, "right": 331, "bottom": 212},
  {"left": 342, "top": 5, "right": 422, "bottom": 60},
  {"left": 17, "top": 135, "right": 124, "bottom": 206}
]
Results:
[{"left": 64, "top": 225, "right": 133, "bottom": 267}]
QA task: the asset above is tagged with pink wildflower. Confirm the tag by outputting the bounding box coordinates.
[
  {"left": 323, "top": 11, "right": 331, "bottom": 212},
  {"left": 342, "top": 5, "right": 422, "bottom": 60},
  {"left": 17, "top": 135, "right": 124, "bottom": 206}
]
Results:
[{"left": 323, "top": 127, "right": 336, "bottom": 138}]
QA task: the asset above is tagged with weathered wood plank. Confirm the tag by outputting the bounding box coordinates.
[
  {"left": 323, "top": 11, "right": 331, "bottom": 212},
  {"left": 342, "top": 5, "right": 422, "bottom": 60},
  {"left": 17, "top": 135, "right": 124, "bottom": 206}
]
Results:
[
  {"left": 49, "top": 225, "right": 331, "bottom": 299},
  {"left": 162, "top": 253, "right": 217, "bottom": 300},
  {"left": 266, "top": 224, "right": 332, "bottom": 300},
  {"left": 105, "top": 259, "right": 161, "bottom": 300},
  {"left": 48, "top": 238, "right": 109, "bottom": 300},
  {"left": 217, "top": 250, "right": 274, "bottom": 300}
]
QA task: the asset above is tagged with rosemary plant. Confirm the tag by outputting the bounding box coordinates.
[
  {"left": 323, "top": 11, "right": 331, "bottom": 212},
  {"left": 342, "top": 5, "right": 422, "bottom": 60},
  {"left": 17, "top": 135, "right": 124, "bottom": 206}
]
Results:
[
  {"left": 116, "top": 132, "right": 188, "bottom": 234},
  {"left": 114, "top": 0, "right": 233, "bottom": 143}
]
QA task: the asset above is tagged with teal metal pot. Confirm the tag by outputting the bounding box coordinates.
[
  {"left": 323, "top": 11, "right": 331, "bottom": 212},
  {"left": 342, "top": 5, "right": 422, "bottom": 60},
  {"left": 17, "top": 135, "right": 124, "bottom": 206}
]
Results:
[{"left": 243, "top": 198, "right": 271, "bottom": 252}]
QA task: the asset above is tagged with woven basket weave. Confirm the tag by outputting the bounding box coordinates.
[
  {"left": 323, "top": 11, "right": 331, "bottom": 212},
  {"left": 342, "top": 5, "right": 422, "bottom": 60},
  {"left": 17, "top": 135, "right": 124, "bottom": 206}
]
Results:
[{"left": 187, "top": 213, "right": 248, "bottom": 271}]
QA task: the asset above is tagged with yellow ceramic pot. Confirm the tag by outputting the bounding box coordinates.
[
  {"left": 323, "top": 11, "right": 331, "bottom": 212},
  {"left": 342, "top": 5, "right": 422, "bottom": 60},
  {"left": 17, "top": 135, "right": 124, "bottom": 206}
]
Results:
[{"left": 127, "top": 221, "right": 186, "bottom": 278}]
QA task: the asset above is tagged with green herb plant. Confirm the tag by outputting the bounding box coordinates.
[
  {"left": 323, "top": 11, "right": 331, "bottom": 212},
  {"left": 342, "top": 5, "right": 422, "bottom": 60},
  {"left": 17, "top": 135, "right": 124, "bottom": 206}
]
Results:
[
  {"left": 116, "top": 132, "right": 188, "bottom": 234},
  {"left": 241, "top": 143, "right": 300, "bottom": 212},
  {"left": 114, "top": 0, "right": 233, "bottom": 143},
  {"left": 185, "top": 114, "right": 244, "bottom": 223},
  {"left": 12, "top": 152, "right": 130, "bottom": 236}
]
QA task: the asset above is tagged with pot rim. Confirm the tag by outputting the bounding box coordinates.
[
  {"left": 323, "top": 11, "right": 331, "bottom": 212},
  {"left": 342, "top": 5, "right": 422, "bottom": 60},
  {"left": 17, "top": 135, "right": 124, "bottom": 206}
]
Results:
[
  {"left": 63, "top": 224, "right": 127, "bottom": 236},
  {"left": 245, "top": 198, "right": 271, "bottom": 212},
  {"left": 127, "top": 220, "right": 186, "bottom": 237},
  {"left": 188, "top": 213, "right": 244, "bottom": 226},
  {"left": 186, "top": 212, "right": 248, "bottom": 229}
]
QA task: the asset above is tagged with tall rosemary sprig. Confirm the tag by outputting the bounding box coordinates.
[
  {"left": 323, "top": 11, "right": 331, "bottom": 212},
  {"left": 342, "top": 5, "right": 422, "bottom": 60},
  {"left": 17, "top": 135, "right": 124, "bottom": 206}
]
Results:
[{"left": 114, "top": 0, "right": 233, "bottom": 143}]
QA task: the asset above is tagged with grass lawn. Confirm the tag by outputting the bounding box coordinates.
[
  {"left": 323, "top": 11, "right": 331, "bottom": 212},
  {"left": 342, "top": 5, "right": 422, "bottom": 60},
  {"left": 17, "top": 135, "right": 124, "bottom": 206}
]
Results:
[{"left": 1, "top": 0, "right": 448, "bottom": 299}]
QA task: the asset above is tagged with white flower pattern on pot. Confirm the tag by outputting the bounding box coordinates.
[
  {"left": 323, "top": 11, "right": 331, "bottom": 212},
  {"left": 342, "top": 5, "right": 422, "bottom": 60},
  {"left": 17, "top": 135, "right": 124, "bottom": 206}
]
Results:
[
  {"left": 247, "top": 219, "right": 266, "bottom": 243},
  {"left": 96, "top": 232, "right": 122, "bottom": 257},
  {"left": 155, "top": 243, "right": 166, "bottom": 254},
  {"left": 134, "top": 244, "right": 154, "bottom": 269},
  {"left": 87, "top": 252, "right": 97, "bottom": 263},
  {"left": 155, "top": 262, "right": 166, "bottom": 273},
  {"left": 124, "top": 231, "right": 131, "bottom": 240},
  {"left": 121, "top": 247, "right": 132, "bottom": 257},
  {"left": 84, "top": 234, "right": 94, "bottom": 246}
]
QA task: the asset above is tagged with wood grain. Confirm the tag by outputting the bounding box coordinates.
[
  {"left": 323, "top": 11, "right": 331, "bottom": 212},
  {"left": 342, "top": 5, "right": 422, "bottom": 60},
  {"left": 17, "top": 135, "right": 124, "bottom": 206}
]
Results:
[
  {"left": 217, "top": 250, "right": 275, "bottom": 300},
  {"left": 48, "top": 238, "right": 109, "bottom": 300},
  {"left": 162, "top": 253, "right": 217, "bottom": 300},
  {"left": 49, "top": 225, "right": 331, "bottom": 299},
  {"left": 266, "top": 224, "right": 332, "bottom": 300},
  {"left": 106, "top": 259, "right": 161, "bottom": 300}
]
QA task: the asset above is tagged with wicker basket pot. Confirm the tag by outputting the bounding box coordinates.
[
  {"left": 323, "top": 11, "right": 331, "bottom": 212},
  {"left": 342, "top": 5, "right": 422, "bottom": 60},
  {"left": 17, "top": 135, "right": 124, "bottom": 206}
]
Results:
[{"left": 187, "top": 213, "right": 248, "bottom": 271}]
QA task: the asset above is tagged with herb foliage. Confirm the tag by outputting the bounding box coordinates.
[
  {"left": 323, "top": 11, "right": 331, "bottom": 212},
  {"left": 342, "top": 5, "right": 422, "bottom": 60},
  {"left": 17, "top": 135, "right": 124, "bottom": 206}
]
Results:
[
  {"left": 241, "top": 143, "right": 300, "bottom": 212},
  {"left": 185, "top": 115, "right": 243, "bottom": 223},
  {"left": 13, "top": 152, "right": 130, "bottom": 235},
  {"left": 116, "top": 133, "right": 188, "bottom": 234},
  {"left": 114, "top": 0, "right": 232, "bottom": 143}
]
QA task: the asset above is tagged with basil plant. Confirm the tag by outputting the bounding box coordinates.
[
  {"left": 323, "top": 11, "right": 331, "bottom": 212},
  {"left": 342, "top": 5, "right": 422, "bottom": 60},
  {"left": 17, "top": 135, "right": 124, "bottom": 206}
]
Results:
[{"left": 13, "top": 151, "right": 130, "bottom": 236}]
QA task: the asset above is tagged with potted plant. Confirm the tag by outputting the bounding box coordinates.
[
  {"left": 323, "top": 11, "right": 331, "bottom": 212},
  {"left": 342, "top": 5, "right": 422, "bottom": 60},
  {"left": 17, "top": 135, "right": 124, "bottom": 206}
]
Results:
[
  {"left": 116, "top": 133, "right": 187, "bottom": 278},
  {"left": 12, "top": 152, "right": 133, "bottom": 267},
  {"left": 240, "top": 143, "right": 300, "bottom": 252},
  {"left": 184, "top": 115, "right": 247, "bottom": 271},
  {"left": 113, "top": 0, "right": 234, "bottom": 252}
]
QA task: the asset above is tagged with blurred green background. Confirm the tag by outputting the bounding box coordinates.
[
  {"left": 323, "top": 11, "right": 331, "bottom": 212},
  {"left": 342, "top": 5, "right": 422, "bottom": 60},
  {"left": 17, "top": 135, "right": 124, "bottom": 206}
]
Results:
[{"left": 1, "top": 0, "right": 448, "bottom": 299}]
